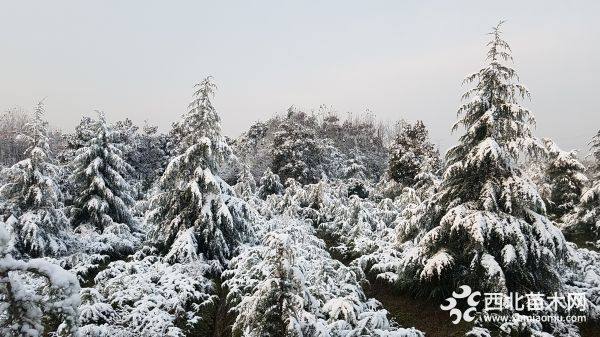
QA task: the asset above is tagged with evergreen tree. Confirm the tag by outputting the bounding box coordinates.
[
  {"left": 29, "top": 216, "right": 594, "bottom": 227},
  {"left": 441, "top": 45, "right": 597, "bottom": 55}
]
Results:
[
  {"left": 231, "top": 232, "right": 305, "bottom": 337},
  {"left": 576, "top": 131, "right": 600, "bottom": 238},
  {"left": 148, "top": 77, "right": 252, "bottom": 265},
  {"left": 387, "top": 120, "right": 440, "bottom": 188},
  {"left": 234, "top": 164, "right": 257, "bottom": 200},
  {"left": 0, "top": 224, "right": 80, "bottom": 337},
  {"left": 62, "top": 116, "right": 96, "bottom": 164},
  {"left": 271, "top": 109, "right": 325, "bottom": 185},
  {"left": 590, "top": 129, "right": 600, "bottom": 173},
  {"left": 257, "top": 168, "right": 284, "bottom": 200},
  {"left": 112, "top": 120, "right": 170, "bottom": 195},
  {"left": 341, "top": 148, "right": 368, "bottom": 180},
  {"left": 70, "top": 111, "right": 135, "bottom": 232},
  {"left": 542, "top": 139, "right": 587, "bottom": 221},
  {"left": 400, "top": 22, "right": 567, "bottom": 297},
  {"left": 0, "top": 101, "right": 70, "bottom": 257}
]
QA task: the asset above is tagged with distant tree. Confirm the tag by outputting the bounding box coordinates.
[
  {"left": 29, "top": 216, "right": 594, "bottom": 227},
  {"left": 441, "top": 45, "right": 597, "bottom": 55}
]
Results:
[
  {"left": 0, "top": 107, "right": 31, "bottom": 167},
  {"left": 112, "top": 120, "right": 169, "bottom": 195},
  {"left": 61, "top": 116, "right": 97, "bottom": 165},
  {"left": 0, "top": 101, "right": 70, "bottom": 257},
  {"left": 590, "top": 129, "right": 600, "bottom": 170},
  {"left": 70, "top": 111, "right": 135, "bottom": 232},
  {"left": 387, "top": 120, "right": 441, "bottom": 187},
  {"left": 541, "top": 139, "right": 587, "bottom": 221},
  {"left": 400, "top": 22, "right": 567, "bottom": 297},
  {"left": 234, "top": 164, "right": 257, "bottom": 200},
  {"left": 575, "top": 131, "right": 600, "bottom": 238},
  {"left": 257, "top": 168, "right": 284, "bottom": 200},
  {"left": 271, "top": 109, "right": 326, "bottom": 185},
  {"left": 148, "top": 77, "right": 252, "bottom": 265}
]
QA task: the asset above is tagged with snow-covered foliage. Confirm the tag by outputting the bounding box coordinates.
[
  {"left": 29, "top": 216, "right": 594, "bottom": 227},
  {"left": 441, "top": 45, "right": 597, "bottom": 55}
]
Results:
[
  {"left": 234, "top": 164, "right": 257, "bottom": 201},
  {"left": 257, "top": 168, "right": 284, "bottom": 200},
  {"left": 0, "top": 223, "right": 80, "bottom": 336},
  {"left": 70, "top": 111, "right": 136, "bottom": 232},
  {"left": 233, "top": 106, "right": 389, "bottom": 184},
  {"left": 387, "top": 120, "right": 441, "bottom": 188},
  {"left": 112, "top": 119, "right": 170, "bottom": 196},
  {"left": 319, "top": 195, "right": 383, "bottom": 259},
  {"left": 2, "top": 24, "right": 599, "bottom": 336},
  {"left": 397, "top": 22, "right": 567, "bottom": 297},
  {"left": 0, "top": 101, "right": 71, "bottom": 257},
  {"left": 91, "top": 247, "right": 216, "bottom": 336},
  {"left": 540, "top": 138, "right": 587, "bottom": 221},
  {"left": 148, "top": 77, "right": 254, "bottom": 266},
  {"left": 0, "top": 108, "right": 29, "bottom": 170},
  {"left": 224, "top": 217, "right": 424, "bottom": 337},
  {"left": 573, "top": 130, "right": 600, "bottom": 239},
  {"left": 271, "top": 108, "right": 329, "bottom": 185}
]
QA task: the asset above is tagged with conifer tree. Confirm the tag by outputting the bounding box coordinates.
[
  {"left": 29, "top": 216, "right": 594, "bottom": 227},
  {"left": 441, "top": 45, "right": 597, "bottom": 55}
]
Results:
[
  {"left": 542, "top": 139, "right": 587, "bottom": 221},
  {"left": 148, "top": 77, "right": 252, "bottom": 265},
  {"left": 590, "top": 130, "right": 600, "bottom": 171},
  {"left": 400, "top": 22, "right": 567, "bottom": 297},
  {"left": 70, "top": 111, "right": 135, "bottom": 232},
  {"left": 234, "top": 164, "right": 257, "bottom": 200},
  {"left": 387, "top": 120, "right": 440, "bottom": 188},
  {"left": 231, "top": 232, "right": 305, "bottom": 337},
  {"left": 257, "top": 168, "right": 284, "bottom": 200},
  {"left": 0, "top": 101, "right": 70, "bottom": 257},
  {"left": 576, "top": 131, "right": 600, "bottom": 238},
  {"left": 271, "top": 110, "right": 325, "bottom": 185}
]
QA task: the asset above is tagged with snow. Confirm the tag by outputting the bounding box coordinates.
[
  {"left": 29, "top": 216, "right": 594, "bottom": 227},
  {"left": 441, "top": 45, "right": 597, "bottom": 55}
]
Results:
[{"left": 0, "top": 38, "right": 598, "bottom": 336}]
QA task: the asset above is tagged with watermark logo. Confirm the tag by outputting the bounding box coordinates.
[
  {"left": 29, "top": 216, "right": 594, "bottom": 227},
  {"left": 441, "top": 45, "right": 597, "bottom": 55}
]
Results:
[
  {"left": 440, "top": 285, "right": 481, "bottom": 324},
  {"left": 440, "top": 285, "right": 588, "bottom": 325}
]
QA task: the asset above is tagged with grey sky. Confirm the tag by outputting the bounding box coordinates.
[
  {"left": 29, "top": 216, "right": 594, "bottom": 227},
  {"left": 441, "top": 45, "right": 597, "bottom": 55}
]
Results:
[{"left": 1, "top": 1, "right": 598, "bottom": 153}]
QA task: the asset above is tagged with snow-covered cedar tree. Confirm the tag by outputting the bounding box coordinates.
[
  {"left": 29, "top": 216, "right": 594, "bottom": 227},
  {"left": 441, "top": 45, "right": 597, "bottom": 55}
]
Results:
[
  {"left": 399, "top": 22, "right": 567, "bottom": 298},
  {"left": 0, "top": 101, "right": 70, "bottom": 257},
  {"left": 112, "top": 119, "right": 170, "bottom": 196},
  {"left": 148, "top": 77, "right": 253, "bottom": 266},
  {"left": 229, "top": 226, "right": 305, "bottom": 337},
  {"left": 224, "top": 217, "right": 424, "bottom": 337},
  {"left": 234, "top": 164, "right": 257, "bottom": 200},
  {"left": 0, "top": 107, "right": 30, "bottom": 167},
  {"left": 319, "top": 195, "right": 380, "bottom": 259},
  {"left": 270, "top": 108, "right": 327, "bottom": 185},
  {"left": 232, "top": 106, "right": 388, "bottom": 184},
  {"left": 341, "top": 149, "right": 368, "bottom": 180},
  {"left": 61, "top": 115, "right": 97, "bottom": 165},
  {"left": 257, "top": 168, "right": 284, "bottom": 200},
  {"left": 93, "top": 248, "right": 216, "bottom": 336},
  {"left": 70, "top": 111, "right": 135, "bottom": 232},
  {"left": 0, "top": 223, "right": 81, "bottom": 336},
  {"left": 574, "top": 130, "right": 600, "bottom": 238},
  {"left": 135, "top": 123, "right": 170, "bottom": 192},
  {"left": 541, "top": 138, "right": 587, "bottom": 221},
  {"left": 387, "top": 120, "right": 441, "bottom": 188},
  {"left": 589, "top": 129, "right": 600, "bottom": 174}
]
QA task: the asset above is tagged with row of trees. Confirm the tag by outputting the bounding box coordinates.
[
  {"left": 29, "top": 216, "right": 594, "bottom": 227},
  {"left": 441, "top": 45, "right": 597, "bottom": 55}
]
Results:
[{"left": 1, "top": 21, "right": 599, "bottom": 336}]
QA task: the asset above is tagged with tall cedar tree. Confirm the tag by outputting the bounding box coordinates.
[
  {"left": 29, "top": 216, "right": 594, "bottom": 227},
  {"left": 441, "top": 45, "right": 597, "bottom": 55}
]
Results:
[
  {"left": 70, "top": 111, "right": 135, "bottom": 231},
  {"left": 148, "top": 77, "right": 252, "bottom": 265},
  {"left": 0, "top": 101, "right": 69, "bottom": 257},
  {"left": 400, "top": 22, "right": 567, "bottom": 297}
]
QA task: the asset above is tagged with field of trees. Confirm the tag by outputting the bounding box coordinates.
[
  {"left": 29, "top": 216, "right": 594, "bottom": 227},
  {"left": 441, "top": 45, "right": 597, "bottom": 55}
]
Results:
[{"left": 1, "top": 23, "right": 599, "bottom": 337}]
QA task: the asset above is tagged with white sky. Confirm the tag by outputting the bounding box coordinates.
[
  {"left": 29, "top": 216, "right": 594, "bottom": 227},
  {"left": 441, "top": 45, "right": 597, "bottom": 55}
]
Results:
[{"left": 1, "top": 1, "right": 598, "bottom": 153}]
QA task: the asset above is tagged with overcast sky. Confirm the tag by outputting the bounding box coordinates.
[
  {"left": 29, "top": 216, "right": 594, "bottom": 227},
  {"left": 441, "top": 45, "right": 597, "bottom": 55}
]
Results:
[{"left": 1, "top": 1, "right": 598, "bottom": 153}]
